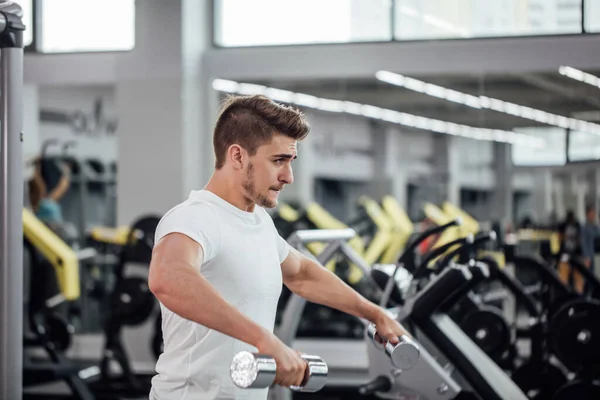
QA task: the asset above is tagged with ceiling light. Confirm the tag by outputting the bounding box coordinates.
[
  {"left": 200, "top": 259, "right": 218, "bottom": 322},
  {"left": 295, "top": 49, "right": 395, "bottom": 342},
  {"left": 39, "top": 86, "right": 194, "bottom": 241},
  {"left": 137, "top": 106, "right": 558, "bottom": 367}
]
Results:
[
  {"left": 377, "top": 70, "right": 600, "bottom": 136},
  {"left": 559, "top": 66, "right": 600, "bottom": 89},
  {"left": 212, "top": 78, "right": 546, "bottom": 149}
]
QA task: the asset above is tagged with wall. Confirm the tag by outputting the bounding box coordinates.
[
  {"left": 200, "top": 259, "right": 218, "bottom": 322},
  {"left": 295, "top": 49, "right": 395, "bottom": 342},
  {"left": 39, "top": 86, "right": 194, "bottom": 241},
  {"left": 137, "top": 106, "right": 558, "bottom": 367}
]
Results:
[
  {"left": 305, "top": 110, "right": 374, "bottom": 181},
  {"left": 455, "top": 138, "right": 495, "bottom": 189},
  {"left": 23, "top": 85, "right": 41, "bottom": 181},
  {"left": 37, "top": 85, "right": 118, "bottom": 163},
  {"left": 291, "top": 108, "right": 511, "bottom": 222}
]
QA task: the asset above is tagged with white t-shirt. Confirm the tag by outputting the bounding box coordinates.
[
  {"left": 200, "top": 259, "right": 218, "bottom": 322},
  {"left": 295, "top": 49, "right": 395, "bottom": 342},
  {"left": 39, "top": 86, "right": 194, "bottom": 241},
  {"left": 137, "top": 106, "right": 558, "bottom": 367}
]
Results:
[{"left": 149, "top": 189, "right": 291, "bottom": 400}]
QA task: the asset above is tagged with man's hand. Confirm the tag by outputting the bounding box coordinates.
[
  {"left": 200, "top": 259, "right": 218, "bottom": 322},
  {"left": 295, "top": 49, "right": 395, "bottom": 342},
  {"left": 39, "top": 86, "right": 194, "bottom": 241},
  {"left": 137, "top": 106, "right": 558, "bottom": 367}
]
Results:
[
  {"left": 256, "top": 333, "right": 307, "bottom": 388},
  {"left": 372, "top": 311, "right": 411, "bottom": 345}
]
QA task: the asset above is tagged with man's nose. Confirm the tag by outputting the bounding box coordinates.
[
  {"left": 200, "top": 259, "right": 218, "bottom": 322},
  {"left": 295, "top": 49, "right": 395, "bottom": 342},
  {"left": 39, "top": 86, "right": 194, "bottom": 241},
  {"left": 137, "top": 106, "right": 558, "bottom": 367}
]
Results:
[{"left": 280, "top": 165, "right": 293, "bottom": 184}]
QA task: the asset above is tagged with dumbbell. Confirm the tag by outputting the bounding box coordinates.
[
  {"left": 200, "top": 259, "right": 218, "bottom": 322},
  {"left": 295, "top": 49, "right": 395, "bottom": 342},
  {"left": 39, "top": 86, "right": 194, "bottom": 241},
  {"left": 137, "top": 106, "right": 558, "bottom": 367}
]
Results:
[
  {"left": 367, "top": 324, "right": 420, "bottom": 370},
  {"left": 230, "top": 351, "right": 327, "bottom": 392}
]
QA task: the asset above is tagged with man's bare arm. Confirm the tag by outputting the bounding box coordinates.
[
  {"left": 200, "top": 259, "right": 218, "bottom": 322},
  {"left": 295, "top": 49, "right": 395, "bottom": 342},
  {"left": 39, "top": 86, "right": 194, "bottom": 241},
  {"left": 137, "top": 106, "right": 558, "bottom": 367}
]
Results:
[
  {"left": 281, "top": 247, "right": 409, "bottom": 342},
  {"left": 148, "top": 232, "right": 269, "bottom": 348}
]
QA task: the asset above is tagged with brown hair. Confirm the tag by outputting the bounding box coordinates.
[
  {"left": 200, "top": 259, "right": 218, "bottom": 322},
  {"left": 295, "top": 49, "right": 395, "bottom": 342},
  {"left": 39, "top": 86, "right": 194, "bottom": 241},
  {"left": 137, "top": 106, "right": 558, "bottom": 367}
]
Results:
[
  {"left": 213, "top": 94, "right": 310, "bottom": 169},
  {"left": 28, "top": 178, "right": 44, "bottom": 211}
]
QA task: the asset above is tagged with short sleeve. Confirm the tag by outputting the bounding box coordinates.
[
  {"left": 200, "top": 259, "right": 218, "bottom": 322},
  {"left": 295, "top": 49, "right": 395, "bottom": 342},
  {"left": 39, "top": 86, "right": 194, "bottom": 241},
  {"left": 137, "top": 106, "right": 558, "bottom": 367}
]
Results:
[
  {"left": 276, "top": 234, "right": 292, "bottom": 264},
  {"left": 155, "top": 203, "right": 222, "bottom": 264}
]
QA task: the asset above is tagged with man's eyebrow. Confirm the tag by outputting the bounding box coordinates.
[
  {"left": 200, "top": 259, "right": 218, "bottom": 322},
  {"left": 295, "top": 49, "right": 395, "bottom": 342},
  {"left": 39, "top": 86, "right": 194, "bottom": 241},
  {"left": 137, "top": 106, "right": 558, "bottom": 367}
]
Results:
[{"left": 272, "top": 153, "right": 297, "bottom": 160}]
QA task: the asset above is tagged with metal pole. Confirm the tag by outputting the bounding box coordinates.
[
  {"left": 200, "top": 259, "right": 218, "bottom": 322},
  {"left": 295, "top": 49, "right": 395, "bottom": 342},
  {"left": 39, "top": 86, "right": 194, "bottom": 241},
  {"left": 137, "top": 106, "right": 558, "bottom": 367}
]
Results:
[{"left": 0, "top": 4, "right": 25, "bottom": 399}]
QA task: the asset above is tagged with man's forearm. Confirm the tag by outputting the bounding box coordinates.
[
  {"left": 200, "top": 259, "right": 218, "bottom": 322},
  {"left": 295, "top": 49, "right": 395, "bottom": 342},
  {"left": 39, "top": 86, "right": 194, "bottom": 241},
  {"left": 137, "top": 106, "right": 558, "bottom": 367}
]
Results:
[
  {"left": 151, "top": 261, "right": 269, "bottom": 349},
  {"left": 286, "top": 259, "right": 382, "bottom": 322}
]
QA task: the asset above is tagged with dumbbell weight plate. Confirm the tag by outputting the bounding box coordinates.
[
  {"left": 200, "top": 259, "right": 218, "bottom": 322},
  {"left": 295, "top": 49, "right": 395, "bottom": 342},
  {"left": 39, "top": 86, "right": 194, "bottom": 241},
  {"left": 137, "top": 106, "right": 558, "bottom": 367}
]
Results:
[
  {"left": 290, "top": 354, "right": 328, "bottom": 392},
  {"left": 459, "top": 306, "right": 511, "bottom": 359},
  {"left": 45, "top": 312, "right": 74, "bottom": 351},
  {"left": 366, "top": 324, "right": 420, "bottom": 370},
  {"left": 230, "top": 351, "right": 277, "bottom": 389},
  {"left": 109, "top": 277, "right": 155, "bottom": 326},
  {"left": 549, "top": 298, "right": 600, "bottom": 372},
  {"left": 511, "top": 361, "right": 567, "bottom": 399},
  {"left": 553, "top": 379, "right": 600, "bottom": 400},
  {"left": 547, "top": 292, "right": 579, "bottom": 320}
]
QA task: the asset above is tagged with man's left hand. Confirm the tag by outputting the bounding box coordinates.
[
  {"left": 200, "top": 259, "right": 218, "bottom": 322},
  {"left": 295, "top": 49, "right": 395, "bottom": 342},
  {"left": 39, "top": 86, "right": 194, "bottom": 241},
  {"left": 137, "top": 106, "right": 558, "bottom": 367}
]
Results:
[{"left": 371, "top": 311, "right": 411, "bottom": 345}]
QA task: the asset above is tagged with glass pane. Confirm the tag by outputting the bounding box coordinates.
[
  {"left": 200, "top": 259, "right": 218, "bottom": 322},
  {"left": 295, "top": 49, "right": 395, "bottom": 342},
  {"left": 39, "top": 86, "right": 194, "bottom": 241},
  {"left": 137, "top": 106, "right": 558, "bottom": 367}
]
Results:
[
  {"left": 214, "top": 0, "right": 391, "bottom": 47},
  {"left": 394, "top": 0, "right": 583, "bottom": 40},
  {"left": 39, "top": 0, "right": 135, "bottom": 53},
  {"left": 512, "top": 127, "right": 566, "bottom": 166},
  {"left": 585, "top": 0, "right": 600, "bottom": 32},
  {"left": 568, "top": 130, "right": 600, "bottom": 161}
]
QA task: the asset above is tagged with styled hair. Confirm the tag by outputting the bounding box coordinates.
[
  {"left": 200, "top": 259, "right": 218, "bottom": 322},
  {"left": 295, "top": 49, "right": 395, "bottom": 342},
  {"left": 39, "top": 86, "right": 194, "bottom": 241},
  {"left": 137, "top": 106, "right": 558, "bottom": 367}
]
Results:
[{"left": 213, "top": 94, "right": 310, "bottom": 169}]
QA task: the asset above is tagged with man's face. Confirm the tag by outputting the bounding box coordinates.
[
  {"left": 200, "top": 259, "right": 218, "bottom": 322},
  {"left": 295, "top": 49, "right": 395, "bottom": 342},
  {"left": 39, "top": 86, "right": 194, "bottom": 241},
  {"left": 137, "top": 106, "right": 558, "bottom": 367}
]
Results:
[
  {"left": 588, "top": 208, "right": 597, "bottom": 222},
  {"left": 242, "top": 134, "right": 297, "bottom": 208}
]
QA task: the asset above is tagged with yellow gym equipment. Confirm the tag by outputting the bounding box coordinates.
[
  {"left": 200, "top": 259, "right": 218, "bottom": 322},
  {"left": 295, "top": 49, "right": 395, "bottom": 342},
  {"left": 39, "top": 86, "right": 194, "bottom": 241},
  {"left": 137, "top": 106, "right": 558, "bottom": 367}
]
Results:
[
  {"left": 442, "top": 201, "right": 480, "bottom": 237},
  {"left": 379, "top": 195, "right": 414, "bottom": 264},
  {"left": 304, "top": 202, "right": 366, "bottom": 284},
  {"left": 423, "top": 202, "right": 462, "bottom": 249},
  {"left": 88, "top": 225, "right": 131, "bottom": 246},
  {"left": 22, "top": 208, "right": 81, "bottom": 300},
  {"left": 355, "top": 196, "right": 393, "bottom": 265}
]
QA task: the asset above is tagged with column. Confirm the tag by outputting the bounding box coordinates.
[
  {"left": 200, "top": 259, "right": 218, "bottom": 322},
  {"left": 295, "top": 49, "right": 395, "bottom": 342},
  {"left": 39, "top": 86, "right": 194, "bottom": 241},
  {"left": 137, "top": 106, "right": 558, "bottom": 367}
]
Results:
[
  {"left": 23, "top": 84, "right": 40, "bottom": 182},
  {"left": 492, "top": 142, "right": 513, "bottom": 224},
  {"left": 113, "top": 0, "right": 215, "bottom": 369},
  {"left": 554, "top": 179, "right": 565, "bottom": 219},
  {"left": 587, "top": 168, "right": 600, "bottom": 210},
  {"left": 432, "top": 135, "right": 460, "bottom": 205},
  {"left": 116, "top": 0, "right": 215, "bottom": 226},
  {"left": 532, "top": 169, "right": 553, "bottom": 222}
]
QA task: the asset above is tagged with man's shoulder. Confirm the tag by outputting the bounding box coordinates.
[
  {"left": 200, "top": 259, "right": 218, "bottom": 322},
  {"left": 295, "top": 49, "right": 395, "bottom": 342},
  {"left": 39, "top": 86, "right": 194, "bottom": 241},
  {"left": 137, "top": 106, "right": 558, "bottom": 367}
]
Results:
[{"left": 159, "top": 196, "right": 219, "bottom": 226}]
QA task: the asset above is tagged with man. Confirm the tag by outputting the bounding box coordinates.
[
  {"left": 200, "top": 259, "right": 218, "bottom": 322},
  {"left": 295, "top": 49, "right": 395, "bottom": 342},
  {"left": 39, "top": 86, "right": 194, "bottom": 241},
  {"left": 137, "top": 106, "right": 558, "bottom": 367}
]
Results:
[
  {"left": 581, "top": 204, "right": 600, "bottom": 288},
  {"left": 557, "top": 210, "right": 582, "bottom": 257},
  {"left": 148, "top": 94, "right": 408, "bottom": 400}
]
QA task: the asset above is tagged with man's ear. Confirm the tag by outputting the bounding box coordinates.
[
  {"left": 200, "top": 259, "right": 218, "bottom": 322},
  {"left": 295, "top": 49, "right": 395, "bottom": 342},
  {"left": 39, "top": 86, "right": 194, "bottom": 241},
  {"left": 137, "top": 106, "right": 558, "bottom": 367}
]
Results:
[{"left": 228, "top": 144, "right": 246, "bottom": 170}]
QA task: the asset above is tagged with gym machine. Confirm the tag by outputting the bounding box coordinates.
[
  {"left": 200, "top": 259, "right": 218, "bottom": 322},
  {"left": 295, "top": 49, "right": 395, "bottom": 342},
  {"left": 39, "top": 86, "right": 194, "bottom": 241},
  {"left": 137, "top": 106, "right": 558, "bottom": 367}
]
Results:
[
  {"left": 506, "top": 252, "right": 600, "bottom": 398},
  {"left": 0, "top": 3, "right": 26, "bottom": 399},
  {"left": 361, "top": 226, "right": 530, "bottom": 399},
  {"left": 273, "top": 227, "right": 414, "bottom": 400},
  {"left": 22, "top": 209, "right": 100, "bottom": 400},
  {"left": 89, "top": 214, "right": 161, "bottom": 398}
]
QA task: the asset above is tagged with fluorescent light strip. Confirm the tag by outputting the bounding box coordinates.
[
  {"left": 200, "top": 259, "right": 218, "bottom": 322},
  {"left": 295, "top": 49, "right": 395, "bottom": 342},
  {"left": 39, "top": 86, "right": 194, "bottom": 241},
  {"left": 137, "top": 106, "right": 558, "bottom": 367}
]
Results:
[
  {"left": 559, "top": 66, "right": 600, "bottom": 89},
  {"left": 212, "top": 79, "right": 545, "bottom": 149},
  {"left": 376, "top": 70, "right": 600, "bottom": 136}
]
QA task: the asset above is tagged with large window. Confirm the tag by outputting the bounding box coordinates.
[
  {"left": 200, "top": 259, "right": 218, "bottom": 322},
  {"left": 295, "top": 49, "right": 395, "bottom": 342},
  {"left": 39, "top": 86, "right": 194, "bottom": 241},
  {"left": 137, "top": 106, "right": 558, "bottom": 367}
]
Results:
[
  {"left": 214, "top": 0, "right": 392, "bottom": 47},
  {"left": 215, "top": 0, "right": 596, "bottom": 47},
  {"left": 568, "top": 130, "right": 600, "bottom": 161},
  {"left": 585, "top": 0, "right": 600, "bottom": 32},
  {"left": 512, "top": 127, "right": 567, "bottom": 166},
  {"left": 394, "top": 0, "right": 583, "bottom": 40},
  {"left": 38, "top": 0, "right": 135, "bottom": 53},
  {"left": 14, "top": 0, "right": 33, "bottom": 47}
]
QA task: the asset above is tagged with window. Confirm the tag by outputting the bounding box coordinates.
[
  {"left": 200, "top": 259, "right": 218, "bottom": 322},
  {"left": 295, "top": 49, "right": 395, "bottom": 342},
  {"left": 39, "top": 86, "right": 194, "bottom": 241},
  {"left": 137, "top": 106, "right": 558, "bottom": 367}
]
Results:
[
  {"left": 38, "top": 0, "right": 135, "bottom": 53},
  {"left": 394, "top": 0, "right": 583, "bottom": 40},
  {"left": 512, "top": 127, "right": 566, "bottom": 166},
  {"left": 568, "top": 130, "right": 600, "bottom": 162},
  {"left": 585, "top": 0, "right": 600, "bottom": 32},
  {"left": 214, "top": 0, "right": 391, "bottom": 47}
]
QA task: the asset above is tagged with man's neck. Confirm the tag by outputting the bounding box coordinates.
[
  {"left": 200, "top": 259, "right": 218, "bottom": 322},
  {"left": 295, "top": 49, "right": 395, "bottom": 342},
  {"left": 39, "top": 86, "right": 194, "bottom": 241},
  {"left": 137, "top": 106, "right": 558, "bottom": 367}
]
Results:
[{"left": 204, "top": 172, "right": 255, "bottom": 213}]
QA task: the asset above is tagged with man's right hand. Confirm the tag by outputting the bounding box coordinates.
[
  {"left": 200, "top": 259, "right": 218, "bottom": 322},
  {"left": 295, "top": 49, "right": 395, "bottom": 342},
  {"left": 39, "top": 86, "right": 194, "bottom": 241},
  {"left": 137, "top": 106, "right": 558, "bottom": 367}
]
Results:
[{"left": 256, "top": 333, "right": 307, "bottom": 388}]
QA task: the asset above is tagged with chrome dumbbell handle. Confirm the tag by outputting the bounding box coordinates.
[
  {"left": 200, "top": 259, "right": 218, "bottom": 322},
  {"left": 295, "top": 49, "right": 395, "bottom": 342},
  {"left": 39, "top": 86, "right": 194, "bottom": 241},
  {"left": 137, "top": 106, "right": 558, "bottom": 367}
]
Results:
[
  {"left": 290, "top": 354, "right": 328, "bottom": 392},
  {"left": 230, "top": 351, "right": 328, "bottom": 392},
  {"left": 367, "top": 324, "right": 420, "bottom": 370}
]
